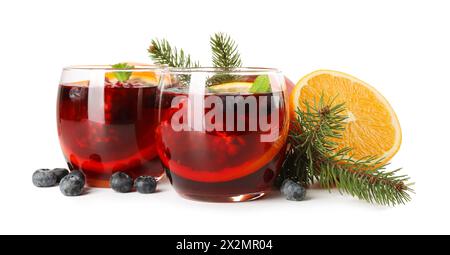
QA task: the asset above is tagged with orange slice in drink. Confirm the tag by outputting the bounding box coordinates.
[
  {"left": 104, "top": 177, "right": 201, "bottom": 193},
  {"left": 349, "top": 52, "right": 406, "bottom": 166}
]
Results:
[
  {"left": 105, "top": 63, "right": 158, "bottom": 85},
  {"left": 105, "top": 71, "right": 158, "bottom": 84},
  {"left": 208, "top": 82, "right": 253, "bottom": 93},
  {"left": 129, "top": 71, "right": 158, "bottom": 84},
  {"left": 158, "top": 124, "right": 289, "bottom": 183},
  {"left": 290, "top": 70, "right": 401, "bottom": 164}
]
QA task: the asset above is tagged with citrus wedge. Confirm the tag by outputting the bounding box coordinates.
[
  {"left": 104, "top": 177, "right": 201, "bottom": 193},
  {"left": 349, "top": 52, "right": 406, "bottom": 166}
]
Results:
[
  {"left": 290, "top": 70, "right": 401, "bottom": 163},
  {"left": 105, "top": 62, "right": 159, "bottom": 85},
  {"left": 129, "top": 71, "right": 157, "bottom": 83},
  {"left": 208, "top": 82, "right": 253, "bottom": 93},
  {"left": 105, "top": 71, "right": 158, "bottom": 84}
]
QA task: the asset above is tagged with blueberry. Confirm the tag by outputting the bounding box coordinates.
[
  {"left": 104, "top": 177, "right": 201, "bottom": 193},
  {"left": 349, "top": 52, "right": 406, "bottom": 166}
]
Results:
[
  {"left": 32, "top": 169, "right": 57, "bottom": 187},
  {"left": 59, "top": 173, "right": 85, "bottom": 196},
  {"left": 134, "top": 176, "right": 157, "bottom": 194},
  {"left": 281, "top": 179, "right": 306, "bottom": 201},
  {"left": 69, "top": 170, "right": 86, "bottom": 187},
  {"left": 69, "top": 87, "right": 82, "bottom": 100},
  {"left": 110, "top": 172, "right": 133, "bottom": 193},
  {"left": 51, "top": 168, "right": 69, "bottom": 183}
]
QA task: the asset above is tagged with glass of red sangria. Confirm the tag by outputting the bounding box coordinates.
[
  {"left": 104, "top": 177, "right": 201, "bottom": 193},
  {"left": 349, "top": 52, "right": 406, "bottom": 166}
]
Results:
[
  {"left": 156, "top": 67, "right": 289, "bottom": 202},
  {"left": 57, "top": 64, "right": 166, "bottom": 187}
]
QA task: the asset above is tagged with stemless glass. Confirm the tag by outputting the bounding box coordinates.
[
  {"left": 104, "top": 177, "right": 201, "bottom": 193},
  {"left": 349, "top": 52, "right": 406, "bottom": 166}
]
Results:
[
  {"left": 156, "top": 67, "right": 289, "bottom": 202},
  {"left": 57, "top": 65, "right": 166, "bottom": 187}
]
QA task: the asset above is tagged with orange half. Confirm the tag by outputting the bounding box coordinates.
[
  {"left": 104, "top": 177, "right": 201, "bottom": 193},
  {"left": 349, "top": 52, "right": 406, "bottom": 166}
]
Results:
[{"left": 290, "top": 70, "right": 402, "bottom": 164}]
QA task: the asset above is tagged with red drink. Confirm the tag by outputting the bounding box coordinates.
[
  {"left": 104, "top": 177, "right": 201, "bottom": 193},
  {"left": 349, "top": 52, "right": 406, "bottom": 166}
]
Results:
[
  {"left": 57, "top": 67, "right": 164, "bottom": 187},
  {"left": 156, "top": 89, "right": 288, "bottom": 202}
]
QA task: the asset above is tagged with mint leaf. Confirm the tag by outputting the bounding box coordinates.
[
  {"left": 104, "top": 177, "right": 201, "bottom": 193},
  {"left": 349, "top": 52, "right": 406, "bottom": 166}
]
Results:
[
  {"left": 112, "top": 63, "right": 135, "bottom": 82},
  {"left": 249, "top": 75, "right": 271, "bottom": 93}
]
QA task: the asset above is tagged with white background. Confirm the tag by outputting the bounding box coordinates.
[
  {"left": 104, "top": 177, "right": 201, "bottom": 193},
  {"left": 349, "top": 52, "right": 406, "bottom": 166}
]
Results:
[{"left": 0, "top": 0, "right": 449, "bottom": 234}]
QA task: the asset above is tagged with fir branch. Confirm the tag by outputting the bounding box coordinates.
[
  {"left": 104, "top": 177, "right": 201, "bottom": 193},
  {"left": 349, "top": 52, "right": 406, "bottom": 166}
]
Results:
[
  {"left": 148, "top": 38, "right": 200, "bottom": 85},
  {"left": 210, "top": 32, "right": 242, "bottom": 68},
  {"left": 207, "top": 33, "right": 243, "bottom": 86},
  {"left": 318, "top": 158, "right": 413, "bottom": 206},
  {"left": 148, "top": 34, "right": 244, "bottom": 86},
  {"left": 280, "top": 94, "right": 414, "bottom": 206},
  {"left": 148, "top": 38, "right": 200, "bottom": 68}
]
